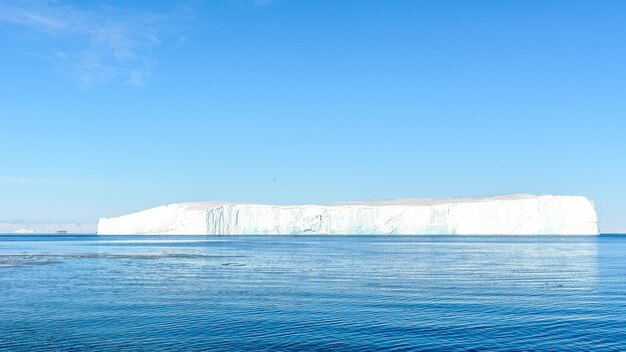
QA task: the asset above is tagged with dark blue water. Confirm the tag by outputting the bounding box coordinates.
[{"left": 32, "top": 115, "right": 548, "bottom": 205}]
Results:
[{"left": 1, "top": 235, "right": 625, "bottom": 351}]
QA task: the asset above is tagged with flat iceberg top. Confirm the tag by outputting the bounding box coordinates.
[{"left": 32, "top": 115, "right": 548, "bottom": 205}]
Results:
[
  {"left": 98, "top": 194, "right": 599, "bottom": 235},
  {"left": 176, "top": 193, "right": 545, "bottom": 209}
]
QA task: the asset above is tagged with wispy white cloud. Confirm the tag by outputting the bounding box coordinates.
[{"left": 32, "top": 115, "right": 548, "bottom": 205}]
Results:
[
  {"left": 0, "top": 177, "right": 77, "bottom": 185},
  {"left": 0, "top": 1, "right": 183, "bottom": 86},
  {"left": 252, "top": 0, "right": 281, "bottom": 7}
]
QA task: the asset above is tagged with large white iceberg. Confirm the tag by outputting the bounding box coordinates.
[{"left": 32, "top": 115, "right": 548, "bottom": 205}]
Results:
[{"left": 97, "top": 194, "right": 599, "bottom": 235}]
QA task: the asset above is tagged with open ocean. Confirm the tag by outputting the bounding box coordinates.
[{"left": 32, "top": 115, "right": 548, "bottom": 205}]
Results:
[{"left": 1, "top": 235, "right": 625, "bottom": 351}]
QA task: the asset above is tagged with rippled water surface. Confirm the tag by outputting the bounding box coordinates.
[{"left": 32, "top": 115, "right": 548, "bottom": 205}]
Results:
[{"left": 1, "top": 235, "right": 626, "bottom": 351}]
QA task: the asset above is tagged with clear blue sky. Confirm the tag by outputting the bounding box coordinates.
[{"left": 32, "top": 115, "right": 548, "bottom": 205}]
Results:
[{"left": 0, "top": 0, "right": 624, "bottom": 232}]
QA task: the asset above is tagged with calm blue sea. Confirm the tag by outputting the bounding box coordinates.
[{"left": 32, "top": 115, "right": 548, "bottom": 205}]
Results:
[{"left": 1, "top": 235, "right": 625, "bottom": 351}]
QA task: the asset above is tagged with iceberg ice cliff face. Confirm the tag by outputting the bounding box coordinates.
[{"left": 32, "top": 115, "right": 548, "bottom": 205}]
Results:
[{"left": 97, "top": 194, "right": 599, "bottom": 235}]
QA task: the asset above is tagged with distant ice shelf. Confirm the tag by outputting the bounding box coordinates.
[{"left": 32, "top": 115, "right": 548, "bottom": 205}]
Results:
[{"left": 96, "top": 194, "right": 599, "bottom": 235}]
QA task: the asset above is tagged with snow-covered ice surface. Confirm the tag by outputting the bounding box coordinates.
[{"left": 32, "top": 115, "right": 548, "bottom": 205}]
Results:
[{"left": 97, "top": 194, "right": 599, "bottom": 235}]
